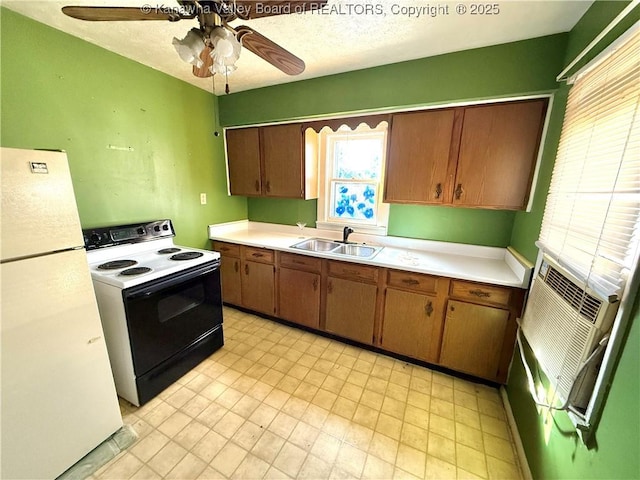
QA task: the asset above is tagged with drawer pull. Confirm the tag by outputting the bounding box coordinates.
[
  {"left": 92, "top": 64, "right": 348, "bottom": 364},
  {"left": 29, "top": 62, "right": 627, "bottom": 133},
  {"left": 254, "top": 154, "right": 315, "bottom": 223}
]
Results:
[
  {"left": 455, "top": 183, "right": 464, "bottom": 200},
  {"left": 470, "top": 289, "right": 491, "bottom": 298},
  {"left": 252, "top": 252, "right": 264, "bottom": 258},
  {"left": 425, "top": 301, "right": 434, "bottom": 317},
  {"left": 435, "top": 183, "right": 442, "bottom": 199},
  {"left": 244, "top": 264, "right": 249, "bottom": 275},
  {"left": 234, "top": 261, "right": 239, "bottom": 273},
  {"left": 402, "top": 278, "right": 420, "bottom": 286}
]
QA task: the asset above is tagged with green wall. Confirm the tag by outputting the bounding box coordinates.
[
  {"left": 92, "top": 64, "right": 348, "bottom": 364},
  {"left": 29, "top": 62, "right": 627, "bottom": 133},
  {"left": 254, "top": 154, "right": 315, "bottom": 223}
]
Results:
[
  {"left": 219, "top": 34, "right": 569, "bottom": 246},
  {"left": 0, "top": 8, "right": 247, "bottom": 249},
  {"left": 507, "top": 2, "right": 640, "bottom": 479}
]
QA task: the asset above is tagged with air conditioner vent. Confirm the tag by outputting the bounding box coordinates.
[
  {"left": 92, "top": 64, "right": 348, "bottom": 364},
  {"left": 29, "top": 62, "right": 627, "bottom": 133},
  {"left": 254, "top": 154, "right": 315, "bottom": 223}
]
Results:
[{"left": 545, "top": 266, "right": 602, "bottom": 324}]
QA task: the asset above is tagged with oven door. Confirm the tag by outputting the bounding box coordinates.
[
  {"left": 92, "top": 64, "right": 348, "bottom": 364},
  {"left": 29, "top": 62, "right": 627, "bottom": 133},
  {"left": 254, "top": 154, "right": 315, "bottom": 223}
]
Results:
[{"left": 122, "top": 260, "right": 222, "bottom": 376}]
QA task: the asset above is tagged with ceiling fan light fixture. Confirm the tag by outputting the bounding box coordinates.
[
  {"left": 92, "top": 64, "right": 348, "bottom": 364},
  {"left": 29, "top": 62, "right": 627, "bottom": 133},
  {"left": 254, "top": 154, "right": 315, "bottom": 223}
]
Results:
[
  {"left": 209, "top": 27, "right": 241, "bottom": 76},
  {"left": 172, "top": 28, "right": 205, "bottom": 68}
]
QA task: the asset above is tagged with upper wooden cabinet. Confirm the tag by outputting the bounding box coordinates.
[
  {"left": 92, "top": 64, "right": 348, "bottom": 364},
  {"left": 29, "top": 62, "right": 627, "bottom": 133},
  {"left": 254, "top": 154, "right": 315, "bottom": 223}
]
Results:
[
  {"left": 226, "top": 128, "right": 262, "bottom": 196},
  {"left": 384, "top": 109, "right": 460, "bottom": 204},
  {"left": 225, "top": 124, "right": 318, "bottom": 199},
  {"left": 384, "top": 98, "right": 548, "bottom": 210},
  {"left": 454, "top": 100, "right": 548, "bottom": 209}
]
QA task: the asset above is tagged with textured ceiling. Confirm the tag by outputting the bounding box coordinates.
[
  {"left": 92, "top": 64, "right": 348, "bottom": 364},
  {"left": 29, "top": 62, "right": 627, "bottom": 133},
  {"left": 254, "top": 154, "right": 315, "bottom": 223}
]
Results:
[{"left": 4, "top": 0, "right": 593, "bottom": 95}]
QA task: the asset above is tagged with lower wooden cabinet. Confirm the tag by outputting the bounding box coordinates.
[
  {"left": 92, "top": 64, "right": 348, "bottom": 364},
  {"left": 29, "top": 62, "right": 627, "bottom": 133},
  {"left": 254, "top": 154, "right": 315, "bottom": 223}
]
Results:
[
  {"left": 325, "top": 276, "right": 377, "bottom": 345},
  {"left": 219, "top": 255, "right": 242, "bottom": 305},
  {"left": 212, "top": 241, "right": 275, "bottom": 315},
  {"left": 381, "top": 288, "right": 439, "bottom": 362},
  {"left": 241, "top": 260, "right": 275, "bottom": 315},
  {"left": 439, "top": 300, "right": 510, "bottom": 380},
  {"left": 279, "top": 267, "right": 320, "bottom": 329},
  {"left": 212, "top": 243, "right": 524, "bottom": 384}
]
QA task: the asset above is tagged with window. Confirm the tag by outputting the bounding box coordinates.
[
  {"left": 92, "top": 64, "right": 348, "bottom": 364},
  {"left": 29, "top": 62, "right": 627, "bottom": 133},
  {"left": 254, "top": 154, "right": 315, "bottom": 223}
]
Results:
[
  {"left": 531, "top": 23, "right": 640, "bottom": 435},
  {"left": 538, "top": 25, "right": 640, "bottom": 299},
  {"left": 317, "top": 123, "right": 389, "bottom": 234}
]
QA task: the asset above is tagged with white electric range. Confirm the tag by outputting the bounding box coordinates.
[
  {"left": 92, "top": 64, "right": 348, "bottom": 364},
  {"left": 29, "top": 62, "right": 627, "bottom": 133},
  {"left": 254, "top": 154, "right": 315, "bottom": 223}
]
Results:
[{"left": 84, "top": 219, "right": 224, "bottom": 406}]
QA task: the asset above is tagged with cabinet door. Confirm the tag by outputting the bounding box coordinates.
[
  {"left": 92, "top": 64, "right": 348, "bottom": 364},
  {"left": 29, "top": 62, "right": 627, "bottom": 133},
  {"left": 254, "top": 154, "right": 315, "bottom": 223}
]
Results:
[
  {"left": 219, "top": 255, "right": 242, "bottom": 306},
  {"left": 439, "top": 300, "right": 509, "bottom": 381},
  {"left": 325, "top": 277, "right": 376, "bottom": 345},
  {"left": 241, "top": 260, "right": 275, "bottom": 315},
  {"left": 384, "top": 109, "right": 457, "bottom": 204},
  {"left": 279, "top": 267, "right": 320, "bottom": 329},
  {"left": 226, "top": 128, "right": 262, "bottom": 196},
  {"left": 453, "top": 99, "right": 546, "bottom": 209},
  {"left": 262, "top": 124, "right": 304, "bottom": 198},
  {"left": 381, "top": 289, "right": 440, "bottom": 362}
]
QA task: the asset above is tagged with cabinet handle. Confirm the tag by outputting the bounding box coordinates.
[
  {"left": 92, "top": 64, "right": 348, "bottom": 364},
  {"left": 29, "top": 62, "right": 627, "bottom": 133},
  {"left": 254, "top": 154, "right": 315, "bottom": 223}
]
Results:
[
  {"left": 435, "top": 183, "right": 442, "bottom": 199},
  {"left": 328, "top": 280, "right": 333, "bottom": 294},
  {"left": 254, "top": 180, "right": 260, "bottom": 192},
  {"left": 266, "top": 180, "right": 271, "bottom": 193},
  {"left": 470, "top": 289, "right": 491, "bottom": 298},
  {"left": 234, "top": 261, "right": 239, "bottom": 273},
  {"left": 312, "top": 278, "right": 318, "bottom": 291},
  {"left": 244, "top": 264, "right": 249, "bottom": 275},
  {"left": 454, "top": 183, "right": 464, "bottom": 200},
  {"left": 252, "top": 252, "right": 264, "bottom": 258},
  {"left": 425, "top": 301, "right": 434, "bottom": 317},
  {"left": 450, "top": 305, "right": 455, "bottom": 312},
  {"left": 402, "top": 278, "right": 419, "bottom": 286}
]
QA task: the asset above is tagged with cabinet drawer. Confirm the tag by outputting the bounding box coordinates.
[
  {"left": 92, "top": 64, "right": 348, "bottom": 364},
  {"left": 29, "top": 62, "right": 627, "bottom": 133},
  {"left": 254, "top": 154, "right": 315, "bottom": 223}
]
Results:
[
  {"left": 279, "top": 252, "right": 321, "bottom": 272},
  {"left": 387, "top": 270, "right": 437, "bottom": 294},
  {"left": 243, "top": 246, "right": 275, "bottom": 264},
  {"left": 212, "top": 241, "right": 240, "bottom": 257},
  {"left": 450, "top": 281, "right": 511, "bottom": 307},
  {"left": 328, "top": 261, "right": 378, "bottom": 283}
]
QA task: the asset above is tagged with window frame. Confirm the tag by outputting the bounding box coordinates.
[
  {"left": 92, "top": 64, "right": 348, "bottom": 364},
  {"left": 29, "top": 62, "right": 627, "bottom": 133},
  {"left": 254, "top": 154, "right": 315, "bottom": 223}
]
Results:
[{"left": 316, "top": 123, "right": 390, "bottom": 235}]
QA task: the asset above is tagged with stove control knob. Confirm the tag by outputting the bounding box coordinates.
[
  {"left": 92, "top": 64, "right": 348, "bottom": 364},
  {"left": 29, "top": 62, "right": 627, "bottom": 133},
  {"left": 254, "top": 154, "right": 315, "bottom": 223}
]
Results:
[
  {"left": 154, "top": 225, "right": 161, "bottom": 232},
  {"left": 162, "top": 224, "right": 169, "bottom": 231},
  {"left": 90, "top": 233, "right": 101, "bottom": 243},
  {"left": 137, "top": 227, "right": 144, "bottom": 235}
]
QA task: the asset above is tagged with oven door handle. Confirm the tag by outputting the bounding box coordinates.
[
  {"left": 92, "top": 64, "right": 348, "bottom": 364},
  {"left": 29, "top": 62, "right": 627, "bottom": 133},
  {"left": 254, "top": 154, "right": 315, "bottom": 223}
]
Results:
[{"left": 123, "top": 260, "right": 220, "bottom": 300}]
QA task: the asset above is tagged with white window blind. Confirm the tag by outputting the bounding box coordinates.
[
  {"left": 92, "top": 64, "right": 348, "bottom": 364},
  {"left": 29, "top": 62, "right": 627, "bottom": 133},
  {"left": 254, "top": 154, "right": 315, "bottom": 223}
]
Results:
[{"left": 538, "top": 25, "right": 640, "bottom": 299}]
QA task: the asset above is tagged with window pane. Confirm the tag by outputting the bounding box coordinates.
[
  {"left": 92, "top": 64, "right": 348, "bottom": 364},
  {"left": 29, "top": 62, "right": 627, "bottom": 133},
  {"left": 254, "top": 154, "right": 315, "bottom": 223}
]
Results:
[
  {"left": 330, "top": 182, "right": 377, "bottom": 220},
  {"left": 334, "top": 139, "right": 383, "bottom": 179}
]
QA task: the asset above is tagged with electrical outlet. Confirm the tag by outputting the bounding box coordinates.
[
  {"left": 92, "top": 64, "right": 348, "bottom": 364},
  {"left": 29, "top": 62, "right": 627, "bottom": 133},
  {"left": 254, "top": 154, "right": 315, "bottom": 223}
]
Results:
[{"left": 200, "top": 193, "right": 207, "bottom": 205}]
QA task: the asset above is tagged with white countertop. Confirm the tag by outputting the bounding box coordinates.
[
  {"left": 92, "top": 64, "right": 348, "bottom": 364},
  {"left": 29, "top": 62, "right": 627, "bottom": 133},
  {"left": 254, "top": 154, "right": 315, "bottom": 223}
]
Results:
[{"left": 208, "top": 221, "right": 533, "bottom": 289}]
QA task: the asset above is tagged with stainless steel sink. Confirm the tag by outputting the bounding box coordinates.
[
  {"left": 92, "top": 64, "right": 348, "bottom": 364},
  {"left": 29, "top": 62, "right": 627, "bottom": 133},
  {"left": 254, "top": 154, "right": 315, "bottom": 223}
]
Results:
[
  {"left": 334, "top": 244, "right": 379, "bottom": 258},
  {"left": 291, "top": 238, "right": 341, "bottom": 252},
  {"left": 291, "top": 238, "right": 383, "bottom": 259}
]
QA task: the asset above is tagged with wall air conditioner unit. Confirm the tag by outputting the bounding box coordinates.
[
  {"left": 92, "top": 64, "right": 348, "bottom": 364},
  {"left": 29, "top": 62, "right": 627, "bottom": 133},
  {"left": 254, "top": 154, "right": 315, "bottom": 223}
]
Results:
[{"left": 520, "top": 254, "right": 619, "bottom": 410}]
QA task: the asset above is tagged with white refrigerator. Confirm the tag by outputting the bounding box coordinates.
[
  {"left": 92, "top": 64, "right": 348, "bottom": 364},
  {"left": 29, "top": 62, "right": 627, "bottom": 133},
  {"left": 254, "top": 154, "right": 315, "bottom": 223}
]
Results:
[{"left": 1, "top": 148, "right": 123, "bottom": 479}]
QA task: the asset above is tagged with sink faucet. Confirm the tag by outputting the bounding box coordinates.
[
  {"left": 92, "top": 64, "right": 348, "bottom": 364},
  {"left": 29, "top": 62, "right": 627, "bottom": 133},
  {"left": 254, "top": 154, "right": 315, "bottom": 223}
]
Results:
[{"left": 343, "top": 226, "right": 354, "bottom": 243}]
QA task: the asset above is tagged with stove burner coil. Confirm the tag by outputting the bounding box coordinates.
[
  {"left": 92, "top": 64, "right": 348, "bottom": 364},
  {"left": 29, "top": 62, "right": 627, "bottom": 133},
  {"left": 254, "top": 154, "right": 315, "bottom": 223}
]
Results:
[
  {"left": 120, "top": 267, "right": 152, "bottom": 276},
  {"left": 158, "top": 248, "right": 181, "bottom": 254},
  {"left": 170, "top": 251, "right": 204, "bottom": 261},
  {"left": 98, "top": 260, "right": 137, "bottom": 270}
]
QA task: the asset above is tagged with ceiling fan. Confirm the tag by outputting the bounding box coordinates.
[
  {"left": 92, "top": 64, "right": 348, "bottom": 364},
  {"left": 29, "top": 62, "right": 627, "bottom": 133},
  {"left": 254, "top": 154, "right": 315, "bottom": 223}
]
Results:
[{"left": 61, "top": 0, "right": 327, "bottom": 92}]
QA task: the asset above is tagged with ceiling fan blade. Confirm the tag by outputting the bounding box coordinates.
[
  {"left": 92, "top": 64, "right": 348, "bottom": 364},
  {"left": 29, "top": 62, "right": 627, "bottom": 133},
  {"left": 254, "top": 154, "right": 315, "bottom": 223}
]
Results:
[
  {"left": 61, "top": 6, "right": 195, "bottom": 22},
  {"left": 232, "top": 1, "right": 328, "bottom": 19},
  {"left": 192, "top": 46, "right": 214, "bottom": 78},
  {"left": 235, "top": 26, "right": 304, "bottom": 75}
]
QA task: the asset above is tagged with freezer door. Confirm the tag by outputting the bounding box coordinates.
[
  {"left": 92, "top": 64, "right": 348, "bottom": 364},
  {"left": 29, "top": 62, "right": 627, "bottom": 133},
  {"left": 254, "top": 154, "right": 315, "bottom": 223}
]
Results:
[
  {"left": 1, "top": 249, "right": 123, "bottom": 479},
  {"left": 1, "top": 148, "right": 85, "bottom": 260}
]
